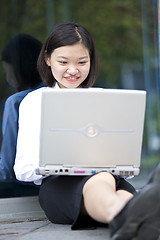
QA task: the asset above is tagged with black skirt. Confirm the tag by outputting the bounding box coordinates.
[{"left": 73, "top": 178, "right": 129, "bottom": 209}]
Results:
[{"left": 39, "top": 174, "right": 136, "bottom": 230}]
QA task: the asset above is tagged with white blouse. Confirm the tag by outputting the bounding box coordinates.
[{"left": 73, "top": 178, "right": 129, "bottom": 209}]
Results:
[{"left": 14, "top": 84, "right": 60, "bottom": 185}]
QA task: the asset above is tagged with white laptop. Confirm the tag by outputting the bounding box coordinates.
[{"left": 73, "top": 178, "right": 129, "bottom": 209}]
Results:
[{"left": 36, "top": 88, "right": 146, "bottom": 177}]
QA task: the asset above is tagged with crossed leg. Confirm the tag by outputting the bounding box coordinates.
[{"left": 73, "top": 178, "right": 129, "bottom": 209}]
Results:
[{"left": 82, "top": 172, "right": 133, "bottom": 223}]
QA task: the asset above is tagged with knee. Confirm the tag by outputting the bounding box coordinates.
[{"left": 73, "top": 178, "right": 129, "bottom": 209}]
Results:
[{"left": 83, "top": 172, "right": 116, "bottom": 194}]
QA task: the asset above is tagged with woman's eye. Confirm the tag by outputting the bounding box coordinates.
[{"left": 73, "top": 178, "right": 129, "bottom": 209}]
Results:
[
  {"left": 79, "top": 61, "right": 87, "bottom": 65},
  {"left": 59, "top": 61, "right": 67, "bottom": 64}
]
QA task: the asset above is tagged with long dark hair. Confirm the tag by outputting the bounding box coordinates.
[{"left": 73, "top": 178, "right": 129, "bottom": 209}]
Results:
[
  {"left": 37, "top": 22, "right": 98, "bottom": 88},
  {"left": 1, "top": 34, "right": 42, "bottom": 92}
]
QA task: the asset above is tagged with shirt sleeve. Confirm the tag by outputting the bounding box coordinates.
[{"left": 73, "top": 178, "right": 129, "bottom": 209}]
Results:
[{"left": 14, "top": 88, "right": 45, "bottom": 185}]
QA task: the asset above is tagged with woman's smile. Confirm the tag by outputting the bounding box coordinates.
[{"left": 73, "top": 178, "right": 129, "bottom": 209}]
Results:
[{"left": 64, "top": 75, "right": 80, "bottom": 82}]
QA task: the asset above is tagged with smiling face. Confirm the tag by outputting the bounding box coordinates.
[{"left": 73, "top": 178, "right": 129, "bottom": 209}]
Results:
[{"left": 45, "top": 43, "right": 90, "bottom": 88}]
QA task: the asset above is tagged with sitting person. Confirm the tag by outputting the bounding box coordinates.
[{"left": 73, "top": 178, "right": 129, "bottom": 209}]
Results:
[
  {"left": 14, "top": 22, "right": 160, "bottom": 239},
  {"left": 0, "top": 34, "right": 44, "bottom": 196}
]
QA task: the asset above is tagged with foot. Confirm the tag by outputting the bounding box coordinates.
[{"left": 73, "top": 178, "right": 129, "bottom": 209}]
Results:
[{"left": 109, "top": 163, "right": 160, "bottom": 240}]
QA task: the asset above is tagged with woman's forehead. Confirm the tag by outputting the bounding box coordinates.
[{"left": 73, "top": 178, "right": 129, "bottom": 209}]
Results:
[{"left": 51, "top": 43, "right": 90, "bottom": 59}]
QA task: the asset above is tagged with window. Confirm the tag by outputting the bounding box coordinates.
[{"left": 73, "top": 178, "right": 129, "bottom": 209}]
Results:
[{"left": 0, "top": 0, "right": 159, "bottom": 197}]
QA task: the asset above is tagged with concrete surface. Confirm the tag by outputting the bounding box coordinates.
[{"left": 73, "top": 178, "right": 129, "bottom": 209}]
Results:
[
  {"left": 0, "top": 196, "right": 111, "bottom": 240},
  {"left": 0, "top": 220, "right": 110, "bottom": 240}
]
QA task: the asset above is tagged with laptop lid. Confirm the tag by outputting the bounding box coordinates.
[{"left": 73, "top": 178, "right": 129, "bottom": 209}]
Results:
[{"left": 37, "top": 88, "right": 146, "bottom": 177}]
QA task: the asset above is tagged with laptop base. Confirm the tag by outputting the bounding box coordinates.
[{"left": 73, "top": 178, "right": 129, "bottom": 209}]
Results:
[{"left": 36, "top": 166, "right": 140, "bottom": 177}]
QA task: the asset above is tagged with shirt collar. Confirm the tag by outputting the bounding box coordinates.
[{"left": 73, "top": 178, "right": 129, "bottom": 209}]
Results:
[{"left": 53, "top": 82, "right": 60, "bottom": 89}]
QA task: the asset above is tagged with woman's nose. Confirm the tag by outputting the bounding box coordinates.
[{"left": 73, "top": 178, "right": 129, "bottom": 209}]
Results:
[{"left": 67, "top": 65, "right": 79, "bottom": 74}]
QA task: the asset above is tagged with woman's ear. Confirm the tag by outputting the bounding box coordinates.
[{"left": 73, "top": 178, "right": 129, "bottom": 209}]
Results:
[{"left": 45, "top": 52, "right": 51, "bottom": 66}]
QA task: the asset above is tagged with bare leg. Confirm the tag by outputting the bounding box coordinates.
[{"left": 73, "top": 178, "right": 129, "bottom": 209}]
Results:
[{"left": 82, "top": 172, "right": 133, "bottom": 223}]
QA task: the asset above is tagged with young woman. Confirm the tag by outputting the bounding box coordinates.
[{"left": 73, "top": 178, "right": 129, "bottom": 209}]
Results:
[{"left": 14, "top": 22, "right": 160, "bottom": 239}]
